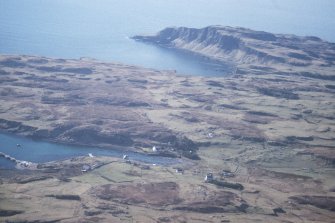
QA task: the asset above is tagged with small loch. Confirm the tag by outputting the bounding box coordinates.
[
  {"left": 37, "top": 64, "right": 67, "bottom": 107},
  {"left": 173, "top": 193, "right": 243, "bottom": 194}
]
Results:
[{"left": 0, "top": 133, "right": 178, "bottom": 169}]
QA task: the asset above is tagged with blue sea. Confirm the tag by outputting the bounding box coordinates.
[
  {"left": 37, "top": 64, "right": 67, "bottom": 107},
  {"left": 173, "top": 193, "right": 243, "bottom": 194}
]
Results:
[{"left": 0, "top": 0, "right": 334, "bottom": 76}]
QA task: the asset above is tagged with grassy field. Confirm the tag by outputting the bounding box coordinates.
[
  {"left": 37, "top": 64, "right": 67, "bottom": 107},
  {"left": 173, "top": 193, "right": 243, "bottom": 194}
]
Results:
[{"left": 0, "top": 53, "right": 334, "bottom": 222}]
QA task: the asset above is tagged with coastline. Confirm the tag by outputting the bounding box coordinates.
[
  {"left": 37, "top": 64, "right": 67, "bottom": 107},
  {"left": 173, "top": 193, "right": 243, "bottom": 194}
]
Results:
[
  {"left": 133, "top": 26, "right": 335, "bottom": 77},
  {"left": 0, "top": 131, "right": 181, "bottom": 169},
  {"left": 129, "top": 38, "right": 236, "bottom": 76}
]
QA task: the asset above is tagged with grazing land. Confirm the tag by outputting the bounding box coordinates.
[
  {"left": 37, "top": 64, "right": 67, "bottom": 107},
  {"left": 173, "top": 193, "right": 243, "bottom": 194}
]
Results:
[{"left": 1, "top": 26, "right": 335, "bottom": 222}]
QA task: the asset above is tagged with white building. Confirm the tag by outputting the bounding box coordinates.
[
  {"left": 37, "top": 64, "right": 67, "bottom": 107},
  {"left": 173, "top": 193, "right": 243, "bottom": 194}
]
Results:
[{"left": 152, "top": 146, "right": 157, "bottom": 152}]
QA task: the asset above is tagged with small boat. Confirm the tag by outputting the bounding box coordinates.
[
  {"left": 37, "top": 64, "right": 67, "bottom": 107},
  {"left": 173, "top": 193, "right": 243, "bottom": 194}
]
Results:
[
  {"left": 16, "top": 144, "right": 21, "bottom": 148},
  {"left": 88, "top": 153, "right": 94, "bottom": 158}
]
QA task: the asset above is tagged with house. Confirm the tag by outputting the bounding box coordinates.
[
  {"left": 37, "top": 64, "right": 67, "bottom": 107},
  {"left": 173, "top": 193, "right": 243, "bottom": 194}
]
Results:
[
  {"left": 81, "top": 164, "right": 91, "bottom": 172},
  {"left": 152, "top": 146, "right": 157, "bottom": 152},
  {"left": 221, "top": 171, "right": 235, "bottom": 178},
  {"left": 88, "top": 153, "right": 94, "bottom": 158},
  {"left": 175, "top": 168, "right": 184, "bottom": 174},
  {"left": 204, "top": 173, "right": 214, "bottom": 182}
]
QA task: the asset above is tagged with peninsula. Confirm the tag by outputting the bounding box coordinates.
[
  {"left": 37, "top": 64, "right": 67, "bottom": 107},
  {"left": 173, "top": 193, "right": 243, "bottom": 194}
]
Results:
[{"left": 133, "top": 25, "right": 335, "bottom": 77}]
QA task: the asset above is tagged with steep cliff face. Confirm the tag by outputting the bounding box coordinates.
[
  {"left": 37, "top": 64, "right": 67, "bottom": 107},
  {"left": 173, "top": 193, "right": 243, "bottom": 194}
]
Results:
[
  {"left": 152, "top": 26, "right": 241, "bottom": 51},
  {"left": 133, "top": 26, "right": 335, "bottom": 68}
]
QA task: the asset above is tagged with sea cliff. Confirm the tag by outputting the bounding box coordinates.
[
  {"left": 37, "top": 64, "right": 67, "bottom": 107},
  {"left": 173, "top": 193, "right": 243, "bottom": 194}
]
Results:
[{"left": 133, "top": 26, "right": 335, "bottom": 76}]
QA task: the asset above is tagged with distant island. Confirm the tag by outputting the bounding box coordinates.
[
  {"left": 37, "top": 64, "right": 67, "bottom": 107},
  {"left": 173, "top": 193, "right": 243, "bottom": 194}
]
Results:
[{"left": 0, "top": 26, "right": 335, "bottom": 222}]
